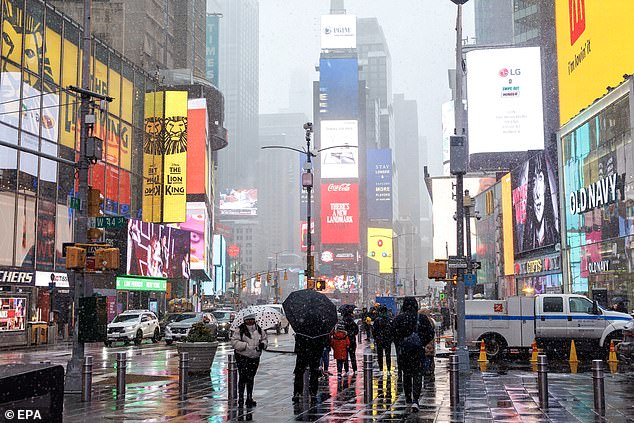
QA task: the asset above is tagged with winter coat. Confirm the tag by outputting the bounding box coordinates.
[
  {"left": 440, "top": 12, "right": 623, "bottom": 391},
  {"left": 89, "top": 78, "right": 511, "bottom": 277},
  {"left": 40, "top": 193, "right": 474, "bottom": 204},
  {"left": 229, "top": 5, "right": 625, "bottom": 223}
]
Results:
[
  {"left": 341, "top": 315, "right": 359, "bottom": 345},
  {"left": 392, "top": 297, "right": 435, "bottom": 370},
  {"left": 294, "top": 333, "right": 329, "bottom": 357},
  {"left": 372, "top": 314, "right": 393, "bottom": 345},
  {"left": 420, "top": 314, "right": 436, "bottom": 357},
  {"left": 330, "top": 330, "right": 350, "bottom": 360},
  {"left": 231, "top": 323, "right": 268, "bottom": 359}
]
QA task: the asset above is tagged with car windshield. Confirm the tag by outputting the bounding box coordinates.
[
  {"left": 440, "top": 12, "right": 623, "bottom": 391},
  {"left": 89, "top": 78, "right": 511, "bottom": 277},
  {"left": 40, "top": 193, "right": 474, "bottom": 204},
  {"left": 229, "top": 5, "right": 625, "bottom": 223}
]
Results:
[
  {"left": 112, "top": 314, "right": 140, "bottom": 323},
  {"left": 173, "top": 313, "right": 201, "bottom": 323},
  {"left": 161, "top": 314, "right": 179, "bottom": 324},
  {"left": 213, "top": 311, "right": 231, "bottom": 320}
]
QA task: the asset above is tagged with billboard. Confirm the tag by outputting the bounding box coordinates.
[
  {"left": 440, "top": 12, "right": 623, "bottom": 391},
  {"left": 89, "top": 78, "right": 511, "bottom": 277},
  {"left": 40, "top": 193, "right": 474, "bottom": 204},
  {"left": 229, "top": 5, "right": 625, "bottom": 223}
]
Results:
[
  {"left": 367, "top": 149, "right": 392, "bottom": 221},
  {"left": 187, "top": 98, "right": 208, "bottom": 195},
  {"left": 511, "top": 152, "right": 560, "bottom": 255},
  {"left": 320, "top": 120, "right": 359, "bottom": 179},
  {"left": 321, "top": 183, "right": 359, "bottom": 244},
  {"left": 171, "top": 203, "right": 208, "bottom": 271},
  {"left": 501, "top": 173, "right": 515, "bottom": 276},
  {"left": 556, "top": 0, "right": 634, "bottom": 124},
  {"left": 127, "top": 219, "right": 191, "bottom": 279},
  {"left": 319, "top": 58, "right": 359, "bottom": 119},
  {"left": 205, "top": 14, "right": 220, "bottom": 86},
  {"left": 142, "top": 91, "right": 188, "bottom": 223},
  {"left": 320, "top": 14, "right": 357, "bottom": 49},
  {"left": 368, "top": 228, "right": 393, "bottom": 274},
  {"left": 466, "top": 47, "right": 544, "bottom": 154},
  {"left": 219, "top": 189, "right": 258, "bottom": 216}
]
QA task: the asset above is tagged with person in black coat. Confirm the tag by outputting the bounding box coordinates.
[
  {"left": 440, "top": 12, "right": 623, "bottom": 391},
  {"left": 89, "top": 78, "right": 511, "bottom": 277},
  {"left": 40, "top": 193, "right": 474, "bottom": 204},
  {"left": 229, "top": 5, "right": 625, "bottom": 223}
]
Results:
[
  {"left": 341, "top": 311, "right": 359, "bottom": 373},
  {"left": 292, "top": 333, "right": 329, "bottom": 402},
  {"left": 372, "top": 306, "right": 393, "bottom": 374},
  {"left": 391, "top": 297, "right": 435, "bottom": 411}
]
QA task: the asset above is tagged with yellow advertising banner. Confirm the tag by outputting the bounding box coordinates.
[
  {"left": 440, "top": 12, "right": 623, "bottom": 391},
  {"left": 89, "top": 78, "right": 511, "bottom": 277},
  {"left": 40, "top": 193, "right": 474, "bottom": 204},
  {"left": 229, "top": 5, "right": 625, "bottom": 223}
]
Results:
[
  {"left": 501, "top": 173, "right": 515, "bottom": 276},
  {"left": 556, "top": 0, "right": 634, "bottom": 125},
  {"left": 162, "top": 91, "right": 188, "bottom": 223},
  {"left": 367, "top": 228, "right": 393, "bottom": 274},
  {"left": 142, "top": 91, "right": 164, "bottom": 222}
]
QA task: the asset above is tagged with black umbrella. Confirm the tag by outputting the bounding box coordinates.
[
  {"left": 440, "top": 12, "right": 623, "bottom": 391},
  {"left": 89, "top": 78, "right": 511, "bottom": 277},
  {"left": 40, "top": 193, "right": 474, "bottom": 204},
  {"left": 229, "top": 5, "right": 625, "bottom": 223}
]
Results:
[
  {"left": 283, "top": 289, "right": 337, "bottom": 338},
  {"left": 338, "top": 304, "right": 355, "bottom": 315}
]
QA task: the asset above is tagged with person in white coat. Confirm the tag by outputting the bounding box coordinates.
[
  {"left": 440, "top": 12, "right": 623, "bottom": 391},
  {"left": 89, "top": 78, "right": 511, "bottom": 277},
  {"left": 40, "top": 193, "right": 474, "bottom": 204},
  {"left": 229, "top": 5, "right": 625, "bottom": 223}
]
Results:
[{"left": 230, "top": 314, "right": 268, "bottom": 407}]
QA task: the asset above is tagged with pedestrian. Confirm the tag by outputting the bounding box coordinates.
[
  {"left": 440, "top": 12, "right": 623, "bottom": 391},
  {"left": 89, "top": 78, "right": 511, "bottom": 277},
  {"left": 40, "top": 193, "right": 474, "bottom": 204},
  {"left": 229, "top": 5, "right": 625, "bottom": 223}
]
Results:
[
  {"left": 319, "top": 339, "right": 332, "bottom": 378},
  {"left": 419, "top": 307, "right": 436, "bottom": 383},
  {"left": 372, "top": 305, "right": 393, "bottom": 375},
  {"left": 392, "top": 297, "right": 435, "bottom": 412},
  {"left": 230, "top": 313, "right": 268, "bottom": 408},
  {"left": 292, "top": 333, "right": 329, "bottom": 403},
  {"left": 330, "top": 323, "right": 350, "bottom": 380},
  {"left": 341, "top": 308, "right": 359, "bottom": 374}
]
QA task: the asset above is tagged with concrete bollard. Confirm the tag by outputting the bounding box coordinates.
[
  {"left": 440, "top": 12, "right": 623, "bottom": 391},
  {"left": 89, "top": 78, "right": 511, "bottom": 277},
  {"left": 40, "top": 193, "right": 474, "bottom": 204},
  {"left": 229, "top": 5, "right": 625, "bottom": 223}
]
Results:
[
  {"left": 116, "top": 352, "right": 127, "bottom": 399},
  {"left": 227, "top": 354, "right": 238, "bottom": 405},
  {"left": 537, "top": 354, "right": 548, "bottom": 409},
  {"left": 81, "top": 356, "right": 93, "bottom": 402},
  {"left": 449, "top": 354, "right": 460, "bottom": 406},
  {"left": 179, "top": 352, "right": 189, "bottom": 397},
  {"left": 592, "top": 359, "right": 605, "bottom": 412},
  {"left": 363, "top": 353, "right": 373, "bottom": 403}
]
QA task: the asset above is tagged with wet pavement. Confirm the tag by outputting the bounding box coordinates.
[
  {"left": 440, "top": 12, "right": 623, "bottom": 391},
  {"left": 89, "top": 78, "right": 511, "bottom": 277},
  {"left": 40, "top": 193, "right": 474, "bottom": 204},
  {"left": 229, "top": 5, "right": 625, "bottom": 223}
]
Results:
[{"left": 1, "top": 335, "right": 634, "bottom": 421}]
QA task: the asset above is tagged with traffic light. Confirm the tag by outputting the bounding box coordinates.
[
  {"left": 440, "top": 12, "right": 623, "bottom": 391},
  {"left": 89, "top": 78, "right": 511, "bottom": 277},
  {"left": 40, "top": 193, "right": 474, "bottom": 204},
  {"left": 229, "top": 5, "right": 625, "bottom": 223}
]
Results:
[
  {"left": 87, "top": 187, "right": 104, "bottom": 217},
  {"left": 428, "top": 261, "right": 447, "bottom": 279},
  {"left": 95, "top": 248, "right": 120, "bottom": 270},
  {"left": 452, "top": 275, "right": 458, "bottom": 285},
  {"left": 66, "top": 246, "right": 86, "bottom": 270},
  {"left": 241, "top": 279, "right": 247, "bottom": 289},
  {"left": 306, "top": 278, "right": 315, "bottom": 290},
  {"left": 283, "top": 270, "right": 288, "bottom": 281},
  {"left": 266, "top": 272, "right": 271, "bottom": 282},
  {"left": 315, "top": 279, "right": 326, "bottom": 291},
  {"left": 256, "top": 273, "right": 260, "bottom": 282}
]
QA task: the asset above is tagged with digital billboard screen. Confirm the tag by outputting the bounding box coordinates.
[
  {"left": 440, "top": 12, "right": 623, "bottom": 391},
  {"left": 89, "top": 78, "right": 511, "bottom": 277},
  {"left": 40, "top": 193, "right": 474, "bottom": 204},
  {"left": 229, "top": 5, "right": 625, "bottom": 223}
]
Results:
[
  {"left": 511, "top": 151, "right": 560, "bottom": 255},
  {"left": 321, "top": 183, "right": 359, "bottom": 244},
  {"left": 367, "top": 228, "right": 393, "bottom": 274},
  {"left": 127, "top": 219, "right": 191, "bottom": 279},
  {"left": 320, "top": 120, "right": 359, "bottom": 179},
  {"left": 219, "top": 189, "right": 258, "bottom": 216},
  {"left": 367, "top": 149, "right": 392, "bottom": 221},
  {"left": 171, "top": 203, "right": 208, "bottom": 271},
  {"left": 320, "top": 14, "right": 357, "bottom": 49},
  {"left": 466, "top": 47, "right": 544, "bottom": 154},
  {"left": 319, "top": 58, "right": 359, "bottom": 119}
]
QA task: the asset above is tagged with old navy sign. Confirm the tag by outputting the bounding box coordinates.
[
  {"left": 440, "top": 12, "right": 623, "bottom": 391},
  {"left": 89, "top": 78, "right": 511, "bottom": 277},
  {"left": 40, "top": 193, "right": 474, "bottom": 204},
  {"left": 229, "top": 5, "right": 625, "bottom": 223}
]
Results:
[{"left": 569, "top": 173, "right": 623, "bottom": 215}]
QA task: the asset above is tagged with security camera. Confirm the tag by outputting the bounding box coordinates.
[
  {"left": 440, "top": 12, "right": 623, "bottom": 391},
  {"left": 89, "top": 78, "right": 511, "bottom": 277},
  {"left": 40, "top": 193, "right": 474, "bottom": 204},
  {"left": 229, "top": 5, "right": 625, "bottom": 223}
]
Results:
[
  {"left": 303, "top": 122, "right": 313, "bottom": 131},
  {"left": 474, "top": 211, "right": 482, "bottom": 221}
]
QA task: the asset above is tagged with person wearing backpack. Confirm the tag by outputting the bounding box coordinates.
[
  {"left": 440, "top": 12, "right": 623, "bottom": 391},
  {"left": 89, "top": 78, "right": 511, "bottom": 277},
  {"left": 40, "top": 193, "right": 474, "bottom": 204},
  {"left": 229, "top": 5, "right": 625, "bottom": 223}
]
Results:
[
  {"left": 391, "top": 297, "right": 435, "bottom": 412},
  {"left": 372, "top": 306, "right": 393, "bottom": 375},
  {"left": 230, "top": 314, "right": 268, "bottom": 408}
]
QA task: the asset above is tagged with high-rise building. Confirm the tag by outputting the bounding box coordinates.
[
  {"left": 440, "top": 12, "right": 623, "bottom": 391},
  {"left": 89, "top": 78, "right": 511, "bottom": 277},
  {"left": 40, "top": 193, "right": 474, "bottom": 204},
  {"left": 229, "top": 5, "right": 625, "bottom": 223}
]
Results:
[
  {"left": 216, "top": 0, "right": 259, "bottom": 192},
  {"left": 51, "top": 0, "right": 206, "bottom": 78},
  {"left": 473, "top": 0, "right": 513, "bottom": 45}
]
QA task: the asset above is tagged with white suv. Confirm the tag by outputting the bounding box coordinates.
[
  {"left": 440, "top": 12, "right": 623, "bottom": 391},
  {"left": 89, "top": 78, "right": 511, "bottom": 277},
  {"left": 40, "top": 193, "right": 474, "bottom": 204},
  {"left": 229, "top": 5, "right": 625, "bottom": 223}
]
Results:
[{"left": 106, "top": 310, "right": 160, "bottom": 347}]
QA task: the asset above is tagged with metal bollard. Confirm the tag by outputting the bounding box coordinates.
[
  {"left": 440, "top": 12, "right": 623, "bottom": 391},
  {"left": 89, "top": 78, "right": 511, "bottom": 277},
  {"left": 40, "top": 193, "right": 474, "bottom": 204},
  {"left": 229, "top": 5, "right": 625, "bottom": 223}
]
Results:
[
  {"left": 358, "top": 326, "right": 363, "bottom": 343},
  {"left": 179, "top": 352, "right": 189, "bottom": 397},
  {"left": 449, "top": 354, "right": 460, "bottom": 406},
  {"left": 363, "top": 353, "right": 373, "bottom": 403},
  {"left": 81, "top": 356, "right": 93, "bottom": 402},
  {"left": 116, "top": 352, "right": 127, "bottom": 399},
  {"left": 592, "top": 359, "right": 605, "bottom": 412},
  {"left": 227, "top": 354, "right": 238, "bottom": 405},
  {"left": 537, "top": 355, "right": 548, "bottom": 408}
]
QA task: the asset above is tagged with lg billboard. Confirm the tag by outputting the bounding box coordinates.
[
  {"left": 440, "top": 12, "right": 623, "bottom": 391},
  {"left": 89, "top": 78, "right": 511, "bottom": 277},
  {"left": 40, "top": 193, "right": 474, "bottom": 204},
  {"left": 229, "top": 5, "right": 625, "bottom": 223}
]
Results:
[
  {"left": 466, "top": 47, "right": 544, "bottom": 154},
  {"left": 320, "top": 120, "right": 359, "bottom": 179}
]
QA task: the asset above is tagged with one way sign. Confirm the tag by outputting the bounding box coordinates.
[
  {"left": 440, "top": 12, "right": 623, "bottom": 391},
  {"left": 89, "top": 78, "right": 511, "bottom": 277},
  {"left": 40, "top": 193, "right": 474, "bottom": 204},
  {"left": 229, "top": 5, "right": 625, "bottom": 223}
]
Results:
[{"left": 470, "top": 261, "right": 482, "bottom": 270}]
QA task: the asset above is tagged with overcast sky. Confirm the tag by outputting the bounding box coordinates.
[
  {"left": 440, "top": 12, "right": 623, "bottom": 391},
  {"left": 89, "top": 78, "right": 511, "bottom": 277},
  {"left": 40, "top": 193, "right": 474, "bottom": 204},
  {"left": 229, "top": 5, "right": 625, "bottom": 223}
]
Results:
[{"left": 259, "top": 0, "right": 475, "bottom": 174}]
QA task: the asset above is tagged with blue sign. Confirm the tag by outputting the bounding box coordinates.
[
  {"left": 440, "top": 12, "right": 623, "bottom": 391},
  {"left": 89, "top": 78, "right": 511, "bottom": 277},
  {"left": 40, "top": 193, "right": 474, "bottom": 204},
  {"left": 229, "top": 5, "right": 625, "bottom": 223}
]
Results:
[
  {"left": 464, "top": 274, "right": 477, "bottom": 287},
  {"left": 367, "top": 149, "right": 392, "bottom": 221},
  {"left": 319, "top": 58, "right": 358, "bottom": 119},
  {"left": 206, "top": 15, "right": 220, "bottom": 86}
]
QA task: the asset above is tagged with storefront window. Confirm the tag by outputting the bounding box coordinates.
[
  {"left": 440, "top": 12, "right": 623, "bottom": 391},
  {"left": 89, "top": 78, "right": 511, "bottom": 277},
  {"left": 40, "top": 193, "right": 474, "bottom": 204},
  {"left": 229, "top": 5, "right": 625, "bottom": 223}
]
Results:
[{"left": 0, "top": 297, "right": 26, "bottom": 331}]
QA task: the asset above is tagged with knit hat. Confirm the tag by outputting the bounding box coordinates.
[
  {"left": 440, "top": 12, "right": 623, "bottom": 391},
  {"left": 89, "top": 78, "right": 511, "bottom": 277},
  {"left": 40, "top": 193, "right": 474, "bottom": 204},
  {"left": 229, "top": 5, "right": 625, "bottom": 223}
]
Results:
[{"left": 244, "top": 313, "right": 256, "bottom": 321}]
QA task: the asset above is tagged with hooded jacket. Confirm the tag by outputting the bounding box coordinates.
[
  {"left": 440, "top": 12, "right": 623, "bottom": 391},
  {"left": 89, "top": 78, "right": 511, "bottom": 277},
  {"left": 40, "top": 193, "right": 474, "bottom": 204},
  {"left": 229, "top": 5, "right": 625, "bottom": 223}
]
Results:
[
  {"left": 391, "top": 297, "right": 435, "bottom": 369},
  {"left": 330, "top": 330, "right": 350, "bottom": 360},
  {"left": 372, "top": 310, "right": 393, "bottom": 344},
  {"left": 231, "top": 323, "right": 268, "bottom": 359}
]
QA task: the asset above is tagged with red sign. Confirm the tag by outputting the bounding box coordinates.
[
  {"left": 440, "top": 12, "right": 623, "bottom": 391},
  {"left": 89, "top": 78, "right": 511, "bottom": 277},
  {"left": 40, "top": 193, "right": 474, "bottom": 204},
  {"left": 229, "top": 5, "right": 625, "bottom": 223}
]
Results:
[
  {"left": 320, "top": 183, "right": 359, "bottom": 244},
  {"left": 227, "top": 245, "right": 240, "bottom": 258},
  {"left": 493, "top": 303, "right": 504, "bottom": 313}
]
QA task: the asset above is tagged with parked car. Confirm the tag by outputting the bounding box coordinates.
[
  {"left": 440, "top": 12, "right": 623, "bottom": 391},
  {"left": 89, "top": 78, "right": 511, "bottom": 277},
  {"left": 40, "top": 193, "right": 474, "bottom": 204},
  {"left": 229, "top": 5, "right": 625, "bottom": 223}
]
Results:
[
  {"left": 165, "top": 312, "right": 218, "bottom": 345},
  {"left": 106, "top": 310, "right": 160, "bottom": 347},
  {"left": 617, "top": 320, "right": 634, "bottom": 363},
  {"left": 263, "top": 304, "right": 289, "bottom": 334},
  {"left": 212, "top": 309, "right": 234, "bottom": 340},
  {"left": 159, "top": 313, "right": 180, "bottom": 338}
]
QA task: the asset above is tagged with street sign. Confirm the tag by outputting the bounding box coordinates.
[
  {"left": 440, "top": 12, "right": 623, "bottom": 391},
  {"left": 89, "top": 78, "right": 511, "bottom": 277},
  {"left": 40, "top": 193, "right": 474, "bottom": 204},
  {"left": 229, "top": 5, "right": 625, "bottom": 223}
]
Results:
[
  {"left": 95, "top": 216, "right": 127, "bottom": 228},
  {"left": 68, "top": 196, "right": 81, "bottom": 211},
  {"left": 464, "top": 274, "right": 477, "bottom": 287},
  {"left": 471, "top": 261, "right": 482, "bottom": 270},
  {"left": 447, "top": 255, "right": 467, "bottom": 269}
]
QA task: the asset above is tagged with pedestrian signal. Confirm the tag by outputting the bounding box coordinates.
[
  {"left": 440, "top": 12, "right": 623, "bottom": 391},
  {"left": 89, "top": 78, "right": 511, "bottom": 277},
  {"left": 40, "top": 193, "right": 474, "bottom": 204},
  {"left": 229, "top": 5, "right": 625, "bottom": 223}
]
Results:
[
  {"left": 241, "top": 280, "right": 247, "bottom": 289},
  {"left": 315, "top": 280, "right": 326, "bottom": 291},
  {"left": 266, "top": 272, "right": 271, "bottom": 282},
  {"left": 452, "top": 275, "right": 457, "bottom": 285},
  {"left": 306, "top": 278, "right": 315, "bottom": 290},
  {"left": 284, "top": 270, "right": 288, "bottom": 280}
]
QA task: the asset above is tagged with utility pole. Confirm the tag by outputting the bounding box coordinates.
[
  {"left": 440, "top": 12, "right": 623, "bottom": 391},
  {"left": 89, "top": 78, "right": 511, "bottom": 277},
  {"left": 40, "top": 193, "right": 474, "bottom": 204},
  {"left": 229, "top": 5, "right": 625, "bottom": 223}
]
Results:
[
  {"left": 464, "top": 190, "right": 473, "bottom": 300},
  {"left": 302, "top": 123, "right": 314, "bottom": 283}
]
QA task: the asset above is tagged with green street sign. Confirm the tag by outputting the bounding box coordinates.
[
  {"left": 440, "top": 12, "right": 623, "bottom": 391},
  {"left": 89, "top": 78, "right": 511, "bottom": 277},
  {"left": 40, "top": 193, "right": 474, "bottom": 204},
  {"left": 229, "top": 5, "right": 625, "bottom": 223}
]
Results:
[
  {"left": 69, "top": 196, "right": 81, "bottom": 211},
  {"left": 95, "top": 216, "right": 127, "bottom": 228},
  {"left": 116, "top": 276, "right": 167, "bottom": 292}
]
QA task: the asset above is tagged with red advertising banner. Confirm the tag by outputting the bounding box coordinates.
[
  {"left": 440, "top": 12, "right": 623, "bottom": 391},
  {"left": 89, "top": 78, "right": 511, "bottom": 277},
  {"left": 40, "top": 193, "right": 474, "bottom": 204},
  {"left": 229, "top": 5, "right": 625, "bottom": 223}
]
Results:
[{"left": 320, "top": 183, "right": 359, "bottom": 244}]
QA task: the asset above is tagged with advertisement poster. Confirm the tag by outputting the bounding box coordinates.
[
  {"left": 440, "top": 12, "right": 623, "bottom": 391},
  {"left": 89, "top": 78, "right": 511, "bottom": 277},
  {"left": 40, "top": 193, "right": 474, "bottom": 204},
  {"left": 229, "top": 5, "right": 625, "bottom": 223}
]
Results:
[
  {"left": 127, "top": 219, "right": 191, "bottom": 279},
  {"left": 319, "top": 58, "right": 359, "bottom": 119},
  {"left": 320, "top": 183, "right": 359, "bottom": 244},
  {"left": 36, "top": 201, "right": 56, "bottom": 271},
  {"left": 173, "top": 203, "right": 208, "bottom": 271},
  {"left": 320, "top": 14, "right": 357, "bottom": 49},
  {"left": 187, "top": 98, "right": 208, "bottom": 195},
  {"left": 219, "top": 189, "right": 258, "bottom": 216},
  {"left": 320, "top": 120, "right": 359, "bottom": 179},
  {"left": 0, "top": 297, "right": 26, "bottom": 332},
  {"left": 511, "top": 152, "right": 560, "bottom": 254},
  {"left": 162, "top": 91, "right": 188, "bottom": 222},
  {"left": 367, "top": 149, "right": 392, "bottom": 221},
  {"left": 367, "top": 228, "right": 393, "bottom": 274},
  {"left": 142, "top": 91, "right": 165, "bottom": 222}
]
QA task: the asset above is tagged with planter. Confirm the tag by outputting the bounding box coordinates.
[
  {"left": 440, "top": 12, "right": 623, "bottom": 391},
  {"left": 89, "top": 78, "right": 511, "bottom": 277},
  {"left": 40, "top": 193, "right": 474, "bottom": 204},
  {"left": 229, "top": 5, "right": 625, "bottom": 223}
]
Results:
[{"left": 176, "top": 341, "right": 219, "bottom": 374}]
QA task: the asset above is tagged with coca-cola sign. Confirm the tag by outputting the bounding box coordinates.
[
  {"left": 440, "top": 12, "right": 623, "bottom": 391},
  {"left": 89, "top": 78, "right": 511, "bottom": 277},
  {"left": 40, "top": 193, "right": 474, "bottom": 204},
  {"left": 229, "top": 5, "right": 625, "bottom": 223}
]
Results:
[{"left": 327, "top": 183, "right": 351, "bottom": 192}]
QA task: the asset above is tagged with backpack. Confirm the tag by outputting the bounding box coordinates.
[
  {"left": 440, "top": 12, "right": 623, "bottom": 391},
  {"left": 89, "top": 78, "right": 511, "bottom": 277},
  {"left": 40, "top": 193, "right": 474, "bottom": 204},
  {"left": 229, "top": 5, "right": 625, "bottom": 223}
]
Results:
[{"left": 399, "top": 316, "right": 422, "bottom": 357}]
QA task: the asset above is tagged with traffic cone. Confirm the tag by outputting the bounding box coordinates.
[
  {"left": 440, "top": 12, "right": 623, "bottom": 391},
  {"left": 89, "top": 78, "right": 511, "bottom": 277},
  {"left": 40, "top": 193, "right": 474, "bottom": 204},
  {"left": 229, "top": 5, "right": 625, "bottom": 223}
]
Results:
[
  {"left": 569, "top": 361, "right": 578, "bottom": 374},
  {"left": 477, "top": 339, "right": 488, "bottom": 363},
  {"left": 569, "top": 339, "right": 579, "bottom": 364},
  {"left": 529, "top": 341, "right": 538, "bottom": 363},
  {"left": 607, "top": 339, "right": 619, "bottom": 364}
]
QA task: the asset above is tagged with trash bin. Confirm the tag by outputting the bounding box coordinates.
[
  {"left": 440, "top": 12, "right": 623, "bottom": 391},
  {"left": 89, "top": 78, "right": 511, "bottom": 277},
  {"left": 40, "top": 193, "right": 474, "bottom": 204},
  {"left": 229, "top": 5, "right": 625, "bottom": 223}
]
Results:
[{"left": 29, "top": 322, "right": 48, "bottom": 345}]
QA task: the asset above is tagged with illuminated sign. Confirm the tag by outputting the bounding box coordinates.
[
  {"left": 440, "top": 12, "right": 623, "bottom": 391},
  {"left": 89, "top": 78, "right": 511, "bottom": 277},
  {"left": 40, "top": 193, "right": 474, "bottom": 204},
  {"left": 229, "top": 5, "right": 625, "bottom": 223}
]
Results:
[
  {"left": 368, "top": 228, "right": 393, "bottom": 274},
  {"left": 367, "top": 149, "right": 392, "bottom": 221},
  {"left": 320, "top": 120, "right": 359, "bottom": 179},
  {"left": 320, "top": 14, "right": 357, "bottom": 49},
  {"left": 219, "top": 189, "right": 258, "bottom": 216},
  {"left": 116, "top": 276, "right": 167, "bottom": 292},
  {"left": 319, "top": 58, "right": 359, "bottom": 119},
  {"left": 0, "top": 269, "right": 34, "bottom": 285},
  {"left": 568, "top": 173, "right": 623, "bottom": 215},
  {"left": 320, "top": 183, "right": 359, "bottom": 244},
  {"left": 35, "top": 272, "right": 69, "bottom": 288}
]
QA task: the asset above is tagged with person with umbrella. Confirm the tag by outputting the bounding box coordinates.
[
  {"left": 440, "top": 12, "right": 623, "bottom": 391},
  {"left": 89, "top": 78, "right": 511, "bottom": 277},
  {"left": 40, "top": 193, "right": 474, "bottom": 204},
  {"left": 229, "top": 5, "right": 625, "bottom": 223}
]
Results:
[
  {"left": 230, "top": 313, "right": 268, "bottom": 408},
  {"left": 391, "top": 297, "right": 435, "bottom": 412}
]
